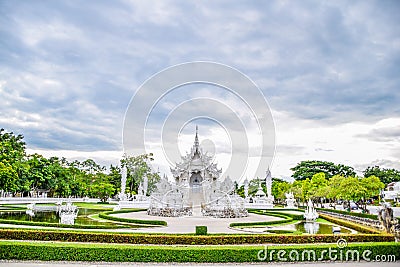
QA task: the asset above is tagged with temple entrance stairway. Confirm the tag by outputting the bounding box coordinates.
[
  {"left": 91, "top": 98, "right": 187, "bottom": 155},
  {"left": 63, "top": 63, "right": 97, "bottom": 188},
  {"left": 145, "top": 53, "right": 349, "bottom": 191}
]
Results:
[{"left": 190, "top": 186, "right": 204, "bottom": 217}]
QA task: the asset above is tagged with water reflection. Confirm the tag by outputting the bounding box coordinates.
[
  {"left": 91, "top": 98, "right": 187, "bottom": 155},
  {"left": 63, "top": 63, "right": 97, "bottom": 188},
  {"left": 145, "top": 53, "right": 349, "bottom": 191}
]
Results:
[{"left": 295, "top": 221, "right": 352, "bottom": 234}]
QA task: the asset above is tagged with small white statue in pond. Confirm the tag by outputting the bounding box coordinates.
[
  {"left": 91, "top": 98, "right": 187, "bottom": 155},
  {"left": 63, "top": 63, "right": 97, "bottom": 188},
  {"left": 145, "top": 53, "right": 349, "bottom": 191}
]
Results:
[{"left": 304, "top": 199, "right": 318, "bottom": 221}]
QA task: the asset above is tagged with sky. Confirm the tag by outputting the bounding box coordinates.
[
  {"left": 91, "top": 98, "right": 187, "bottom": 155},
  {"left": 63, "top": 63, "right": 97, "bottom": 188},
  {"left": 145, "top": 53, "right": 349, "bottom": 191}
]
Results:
[{"left": 0, "top": 0, "right": 399, "bottom": 182}]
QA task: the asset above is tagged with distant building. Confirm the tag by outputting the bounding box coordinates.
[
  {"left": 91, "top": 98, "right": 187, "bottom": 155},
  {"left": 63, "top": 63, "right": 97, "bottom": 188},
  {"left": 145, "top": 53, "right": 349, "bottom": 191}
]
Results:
[{"left": 382, "top": 182, "right": 400, "bottom": 202}]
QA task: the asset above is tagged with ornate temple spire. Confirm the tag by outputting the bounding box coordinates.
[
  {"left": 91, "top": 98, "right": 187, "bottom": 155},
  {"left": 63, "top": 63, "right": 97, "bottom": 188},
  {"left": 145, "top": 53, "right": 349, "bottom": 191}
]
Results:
[{"left": 194, "top": 125, "right": 199, "bottom": 152}]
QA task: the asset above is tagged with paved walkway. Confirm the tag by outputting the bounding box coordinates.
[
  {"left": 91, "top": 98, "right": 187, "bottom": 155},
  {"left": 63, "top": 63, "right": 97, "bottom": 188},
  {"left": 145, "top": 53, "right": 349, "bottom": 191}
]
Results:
[
  {"left": 114, "top": 211, "right": 279, "bottom": 234},
  {"left": 0, "top": 211, "right": 278, "bottom": 234}
]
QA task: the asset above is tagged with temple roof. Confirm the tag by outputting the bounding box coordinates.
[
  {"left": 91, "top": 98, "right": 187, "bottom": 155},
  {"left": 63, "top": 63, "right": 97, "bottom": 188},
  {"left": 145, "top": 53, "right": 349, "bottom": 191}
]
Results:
[{"left": 170, "top": 127, "right": 222, "bottom": 179}]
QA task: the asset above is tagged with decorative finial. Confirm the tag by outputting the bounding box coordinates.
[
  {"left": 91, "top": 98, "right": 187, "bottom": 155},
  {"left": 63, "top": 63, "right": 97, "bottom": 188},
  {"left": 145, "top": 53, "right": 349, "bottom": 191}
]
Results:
[{"left": 194, "top": 125, "right": 199, "bottom": 151}]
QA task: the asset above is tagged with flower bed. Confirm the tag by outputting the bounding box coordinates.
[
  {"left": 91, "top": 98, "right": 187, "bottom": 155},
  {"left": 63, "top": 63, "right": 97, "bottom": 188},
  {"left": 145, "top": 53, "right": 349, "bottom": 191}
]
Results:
[{"left": 0, "top": 228, "right": 393, "bottom": 245}]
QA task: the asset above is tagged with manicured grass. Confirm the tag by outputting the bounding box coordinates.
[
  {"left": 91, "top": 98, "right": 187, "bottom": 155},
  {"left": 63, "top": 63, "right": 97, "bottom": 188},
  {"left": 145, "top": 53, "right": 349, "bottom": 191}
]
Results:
[
  {"left": 0, "top": 240, "right": 398, "bottom": 262},
  {"left": 316, "top": 218, "right": 334, "bottom": 225},
  {"left": 98, "top": 209, "right": 167, "bottom": 226},
  {"left": 74, "top": 202, "right": 116, "bottom": 210}
]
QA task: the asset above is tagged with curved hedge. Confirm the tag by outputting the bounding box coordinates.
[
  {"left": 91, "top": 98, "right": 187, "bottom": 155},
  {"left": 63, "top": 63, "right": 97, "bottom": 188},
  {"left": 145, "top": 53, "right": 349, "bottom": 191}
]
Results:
[
  {"left": 316, "top": 208, "right": 378, "bottom": 220},
  {"left": 0, "top": 228, "right": 394, "bottom": 245},
  {"left": 0, "top": 241, "right": 398, "bottom": 262},
  {"left": 319, "top": 214, "right": 381, "bottom": 234},
  {"left": 0, "top": 218, "right": 127, "bottom": 229},
  {"left": 230, "top": 210, "right": 303, "bottom": 228},
  {"left": 98, "top": 209, "right": 167, "bottom": 226}
]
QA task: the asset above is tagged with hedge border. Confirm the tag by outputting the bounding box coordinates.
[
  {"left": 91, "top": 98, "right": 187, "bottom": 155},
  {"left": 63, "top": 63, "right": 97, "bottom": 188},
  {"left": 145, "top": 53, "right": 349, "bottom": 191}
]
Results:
[
  {"left": 316, "top": 208, "right": 378, "bottom": 220},
  {"left": 0, "top": 241, "right": 398, "bottom": 262},
  {"left": 0, "top": 228, "right": 393, "bottom": 245},
  {"left": 0, "top": 218, "right": 127, "bottom": 229},
  {"left": 319, "top": 214, "right": 382, "bottom": 234},
  {"left": 230, "top": 210, "right": 303, "bottom": 228},
  {"left": 98, "top": 209, "right": 167, "bottom": 226}
]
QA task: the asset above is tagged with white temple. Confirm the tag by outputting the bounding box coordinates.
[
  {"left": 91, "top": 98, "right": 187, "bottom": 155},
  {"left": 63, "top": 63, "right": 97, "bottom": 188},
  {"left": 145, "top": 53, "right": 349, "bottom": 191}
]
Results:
[{"left": 148, "top": 127, "right": 247, "bottom": 218}]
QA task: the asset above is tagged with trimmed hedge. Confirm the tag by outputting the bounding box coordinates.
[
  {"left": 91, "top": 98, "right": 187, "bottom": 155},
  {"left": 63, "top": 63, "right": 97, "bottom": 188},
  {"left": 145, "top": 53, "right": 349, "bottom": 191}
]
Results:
[
  {"left": 316, "top": 208, "right": 378, "bottom": 220},
  {"left": 230, "top": 210, "right": 303, "bottom": 228},
  {"left": 196, "top": 226, "right": 207, "bottom": 235},
  {"left": 98, "top": 210, "right": 167, "bottom": 226},
  {"left": 0, "top": 218, "right": 126, "bottom": 229},
  {"left": 0, "top": 241, "right": 398, "bottom": 262},
  {"left": 319, "top": 214, "right": 381, "bottom": 234},
  {"left": 0, "top": 228, "right": 394, "bottom": 245}
]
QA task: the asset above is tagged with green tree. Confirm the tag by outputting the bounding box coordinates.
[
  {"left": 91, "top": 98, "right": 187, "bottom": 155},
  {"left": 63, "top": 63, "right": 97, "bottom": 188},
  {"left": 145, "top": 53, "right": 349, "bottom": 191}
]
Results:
[
  {"left": 271, "top": 178, "right": 290, "bottom": 202},
  {"left": 90, "top": 182, "right": 115, "bottom": 202},
  {"left": 338, "top": 176, "right": 365, "bottom": 211},
  {"left": 0, "top": 129, "right": 27, "bottom": 193},
  {"left": 291, "top": 160, "right": 355, "bottom": 180},
  {"left": 310, "top": 172, "right": 328, "bottom": 207},
  {"left": 26, "top": 154, "right": 54, "bottom": 192},
  {"left": 123, "top": 154, "right": 160, "bottom": 195},
  {"left": 108, "top": 164, "right": 122, "bottom": 196},
  {"left": 359, "top": 175, "right": 384, "bottom": 211},
  {"left": 363, "top": 166, "right": 400, "bottom": 185},
  {"left": 0, "top": 128, "right": 26, "bottom": 165},
  {"left": 0, "top": 162, "right": 18, "bottom": 192},
  {"left": 290, "top": 180, "right": 304, "bottom": 205}
]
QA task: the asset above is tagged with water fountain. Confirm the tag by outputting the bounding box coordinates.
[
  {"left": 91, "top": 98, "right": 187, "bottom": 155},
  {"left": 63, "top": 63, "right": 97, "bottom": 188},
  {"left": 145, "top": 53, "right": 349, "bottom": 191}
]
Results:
[{"left": 304, "top": 199, "right": 319, "bottom": 221}]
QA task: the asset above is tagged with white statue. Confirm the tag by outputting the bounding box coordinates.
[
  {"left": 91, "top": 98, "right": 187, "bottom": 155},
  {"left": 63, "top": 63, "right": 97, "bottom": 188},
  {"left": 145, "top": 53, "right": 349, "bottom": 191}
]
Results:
[
  {"left": 285, "top": 192, "right": 296, "bottom": 209},
  {"left": 265, "top": 169, "right": 272, "bottom": 197},
  {"left": 304, "top": 199, "right": 318, "bottom": 221},
  {"left": 143, "top": 175, "right": 148, "bottom": 196},
  {"left": 244, "top": 178, "right": 249, "bottom": 199},
  {"left": 119, "top": 164, "right": 127, "bottom": 201}
]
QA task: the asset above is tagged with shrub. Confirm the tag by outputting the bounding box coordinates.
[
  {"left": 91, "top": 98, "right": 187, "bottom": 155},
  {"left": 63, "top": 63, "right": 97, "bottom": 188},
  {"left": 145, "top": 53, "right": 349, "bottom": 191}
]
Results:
[
  {"left": 0, "top": 241, "right": 398, "bottom": 262},
  {"left": 195, "top": 226, "right": 207, "bottom": 235},
  {"left": 231, "top": 210, "right": 302, "bottom": 227}
]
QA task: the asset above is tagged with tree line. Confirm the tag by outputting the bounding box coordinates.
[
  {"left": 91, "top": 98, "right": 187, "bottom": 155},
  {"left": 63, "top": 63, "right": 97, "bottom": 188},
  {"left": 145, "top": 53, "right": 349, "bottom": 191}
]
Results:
[
  {"left": 0, "top": 129, "right": 159, "bottom": 201},
  {"left": 239, "top": 160, "right": 400, "bottom": 211}
]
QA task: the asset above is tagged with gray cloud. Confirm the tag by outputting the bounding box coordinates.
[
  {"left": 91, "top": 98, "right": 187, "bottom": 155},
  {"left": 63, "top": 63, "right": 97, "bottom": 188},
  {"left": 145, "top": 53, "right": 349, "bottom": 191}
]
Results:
[
  {"left": 357, "top": 126, "right": 400, "bottom": 142},
  {"left": 0, "top": 0, "right": 399, "bottom": 167}
]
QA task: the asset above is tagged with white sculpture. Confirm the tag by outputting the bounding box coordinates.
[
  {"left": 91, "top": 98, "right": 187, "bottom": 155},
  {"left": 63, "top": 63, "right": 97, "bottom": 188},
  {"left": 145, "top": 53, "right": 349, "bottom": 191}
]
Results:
[
  {"left": 244, "top": 178, "right": 249, "bottom": 199},
  {"left": 265, "top": 169, "right": 274, "bottom": 208},
  {"left": 285, "top": 192, "right": 296, "bottom": 209},
  {"left": 304, "top": 199, "right": 319, "bottom": 221},
  {"left": 148, "top": 127, "right": 247, "bottom": 218},
  {"left": 119, "top": 164, "right": 128, "bottom": 201},
  {"left": 59, "top": 201, "right": 78, "bottom": 225}
]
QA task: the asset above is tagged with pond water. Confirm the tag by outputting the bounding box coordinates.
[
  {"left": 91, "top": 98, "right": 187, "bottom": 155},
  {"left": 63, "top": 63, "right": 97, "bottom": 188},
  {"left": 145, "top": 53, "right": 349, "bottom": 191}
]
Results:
[
  {"left": 0, "top": 208, "right": 112, "bottom": 226},
  {"left": 295, "top": 221, "right": 353, "bottom": 234}
]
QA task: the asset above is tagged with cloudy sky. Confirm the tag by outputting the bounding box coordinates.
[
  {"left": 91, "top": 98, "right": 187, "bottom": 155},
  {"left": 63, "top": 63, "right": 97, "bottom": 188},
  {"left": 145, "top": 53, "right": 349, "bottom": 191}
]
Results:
[{"left": 1, "top": 0, "right": 399, "bottom": 181}]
